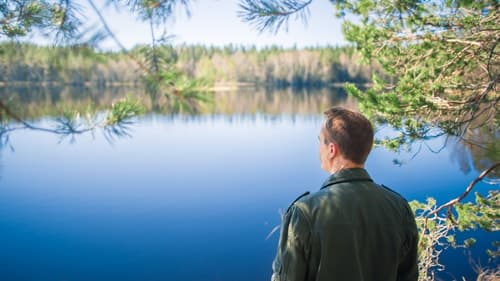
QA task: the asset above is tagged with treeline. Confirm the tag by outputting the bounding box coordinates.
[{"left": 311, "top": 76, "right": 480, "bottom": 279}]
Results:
[
  {"left": 169, "top": 44, "right": 378, "bottom": 87},
  {"left": 0, "top": 43, "right": 139, "bottom": 86},
  {"left": 0, "top": 43, "right": 378, "bottom": 87}
]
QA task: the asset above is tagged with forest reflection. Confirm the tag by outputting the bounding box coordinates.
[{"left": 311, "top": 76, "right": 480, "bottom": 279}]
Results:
[
  {"left": 0, "top": 85, "right": 357, "bottom": 119},
  {"left": 451, "top": 128, "right": 500, "bottom": 179},
  {"left": 0, "top": 85, "right": 497, "bottom": 178}
]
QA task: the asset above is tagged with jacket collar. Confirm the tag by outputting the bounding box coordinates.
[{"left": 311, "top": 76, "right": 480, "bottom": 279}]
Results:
[{"left": 320, "top": 168, "right": 373, "bottom": 190}]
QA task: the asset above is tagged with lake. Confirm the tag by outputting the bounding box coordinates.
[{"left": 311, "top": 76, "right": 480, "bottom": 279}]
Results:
[{"left": 0, "top": 86, "right": 498, "bottom": 281}]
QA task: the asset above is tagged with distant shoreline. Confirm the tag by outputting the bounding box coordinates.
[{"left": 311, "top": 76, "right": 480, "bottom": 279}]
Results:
[{"left": 0, "top": 81, "right": 371, "bottom": 89}]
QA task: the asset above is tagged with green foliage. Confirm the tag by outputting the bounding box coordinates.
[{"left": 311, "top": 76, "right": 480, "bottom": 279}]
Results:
[
  {"left": 105, "top": 95, "right": 145, "bottom": 126},
  {"left": 338, "top": 0, "right": 499, "bottom": 150},
  {"left": 407, "top": 180, "right": 500, "bottom": 280},
  {"left": 0, "top": 0, "right": 214, "bottom": 139},
  {"left": 410, "top": 193, "right": 499, "bottom": 280},
  {"left": 486, "top": 241, "right": 500, "bottom": 259},
  {"left": 131, "top": 43, "right": 214, "bottom": 114},
  {"left": 126, "top": 0, "right": 191, "bottom": 26},
  {"left": 54, "top": 109, "right": 83, "bottom": 134},
  {"left": 454, "top": 191, "right": 499, "bottom": 232},
  {"left": 0, "top": 0, "right": 84, "bottom": 42},
  {"left": 0, "top": 92, "right": 146, "bottom": 140},
  {"left": 1, "top": 0, "right": 215, "bottom": 119},
  {"left": 240, "top": 0, "right": 499, "bottom": 150},
  {"left": 238, "top": 0, "right": 312, "bottom": 33},
  {"left": 169, "top": 75, "right": 213, "bottom": 114}
]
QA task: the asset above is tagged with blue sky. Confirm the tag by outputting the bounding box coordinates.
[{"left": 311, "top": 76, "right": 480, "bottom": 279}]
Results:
[{"left": 51, "top": 0, "right": 346, "bottom": 50}]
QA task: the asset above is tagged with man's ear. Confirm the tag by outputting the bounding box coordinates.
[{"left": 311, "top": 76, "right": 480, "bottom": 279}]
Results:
[{"left": 328, "top": 142, "right": 338, "bottom": 160}]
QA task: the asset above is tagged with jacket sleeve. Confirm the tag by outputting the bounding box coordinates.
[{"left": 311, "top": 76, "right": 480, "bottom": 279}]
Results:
[
  {"left": 397, "top": 203, "right": 419, "bottom": 281},
  {"left": 271, "top": 204, "right": 311, "bottom": 281}
]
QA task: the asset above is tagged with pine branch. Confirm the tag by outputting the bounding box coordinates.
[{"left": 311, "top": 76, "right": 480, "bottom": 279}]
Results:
[{"left": 238, "top": 0, "right": 312, "bottom": 33}]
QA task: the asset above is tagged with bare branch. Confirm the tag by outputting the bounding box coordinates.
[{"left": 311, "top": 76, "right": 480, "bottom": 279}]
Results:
[{"left": 428, "top": 162, "right": 500, "bottom": 217}]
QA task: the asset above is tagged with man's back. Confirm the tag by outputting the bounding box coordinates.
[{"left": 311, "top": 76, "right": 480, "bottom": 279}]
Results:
[{"left": 272, "top": 168, "right": 418, "bottom": 281}]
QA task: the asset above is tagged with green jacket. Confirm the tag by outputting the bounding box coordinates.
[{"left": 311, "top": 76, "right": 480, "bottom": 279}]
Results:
[{"left": 271, "top": 168, "right": 418, "bottom": 281}]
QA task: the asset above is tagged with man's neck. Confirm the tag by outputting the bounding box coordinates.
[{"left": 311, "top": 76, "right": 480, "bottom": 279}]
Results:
[{"left": 329, "top": 159, "right": 364, "bottom": 174}]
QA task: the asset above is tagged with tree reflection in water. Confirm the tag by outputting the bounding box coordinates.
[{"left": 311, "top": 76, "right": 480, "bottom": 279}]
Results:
[{"left": 0, "top": 84, "right": 497, "bottom": 175}]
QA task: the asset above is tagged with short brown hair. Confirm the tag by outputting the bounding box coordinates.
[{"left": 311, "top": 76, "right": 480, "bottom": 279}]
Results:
[{"left": 323, "top": 107, "right": 374, "bottom": 164}]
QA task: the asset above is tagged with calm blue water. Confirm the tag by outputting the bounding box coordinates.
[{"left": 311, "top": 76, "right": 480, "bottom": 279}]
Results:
[{"left": 0, "top": 89, "right": 498, "bottom": 281}]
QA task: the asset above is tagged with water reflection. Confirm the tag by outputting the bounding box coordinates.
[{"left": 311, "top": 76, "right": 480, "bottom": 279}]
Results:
[
  {"left": 0, "top": 86, "right": 128, "bottom": 120},
  {"left": 453, "top": 127, "right": 500, "bottom": 179},
  {"left": 0, "top": 85, "right": 498, "bottom": 175},
  {"left": 0, "top": 85, "right": 358, "bottom": 152},
  {"left": 0, "top": 85, "right": 356, "bottom": 119},
  {"left": 208, "top": 86, "right": 354, "bottom": 115}
]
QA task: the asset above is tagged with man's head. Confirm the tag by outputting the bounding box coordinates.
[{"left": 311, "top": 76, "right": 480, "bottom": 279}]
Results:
[{"left": 319, "top": 107, "right": 374, "bottom": 173}]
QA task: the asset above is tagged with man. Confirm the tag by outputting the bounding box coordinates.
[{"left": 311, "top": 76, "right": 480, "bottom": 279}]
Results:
[{"left": 271, "top": 107, "right": 418, "bottom": 281}]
